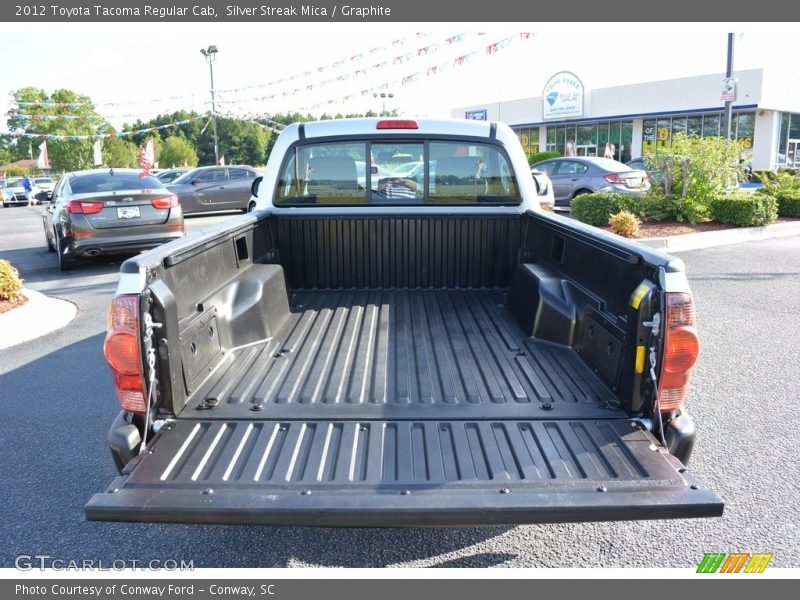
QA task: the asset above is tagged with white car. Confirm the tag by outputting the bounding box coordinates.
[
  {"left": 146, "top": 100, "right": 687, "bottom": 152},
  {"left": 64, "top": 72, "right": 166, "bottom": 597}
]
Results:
[
  {"left": 1, "top": 177, "right": 42, "bottom": 207},
  {"left": 33, "top": 176, "right": 56, "bottom": 199}
]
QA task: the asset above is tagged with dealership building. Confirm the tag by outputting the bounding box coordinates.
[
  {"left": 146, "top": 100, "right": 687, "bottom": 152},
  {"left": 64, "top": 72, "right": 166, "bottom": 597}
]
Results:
[{"left": 452, "top": 68, "right": 800, "bottom": 169}]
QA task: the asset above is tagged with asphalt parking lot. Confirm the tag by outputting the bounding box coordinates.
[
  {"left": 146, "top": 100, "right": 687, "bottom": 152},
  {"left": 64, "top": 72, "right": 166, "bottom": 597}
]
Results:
[{"left": 0, "top": 204, "right": 798, "bottom": 568}]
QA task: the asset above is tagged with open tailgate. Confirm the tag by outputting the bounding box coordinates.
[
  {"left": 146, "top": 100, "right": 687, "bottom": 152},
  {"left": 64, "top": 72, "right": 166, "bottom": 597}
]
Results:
[{"left": 86, "top": 418, "right": 722, "bottom": 526}]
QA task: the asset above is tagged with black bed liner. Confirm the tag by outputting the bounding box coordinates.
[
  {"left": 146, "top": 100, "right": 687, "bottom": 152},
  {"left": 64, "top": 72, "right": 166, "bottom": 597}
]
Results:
[
  {"left": 186, "top": 289, "right": 621, "bottom": 421},
  {"left": 86, "top": 289, "right": 724, "bottom": 525}
]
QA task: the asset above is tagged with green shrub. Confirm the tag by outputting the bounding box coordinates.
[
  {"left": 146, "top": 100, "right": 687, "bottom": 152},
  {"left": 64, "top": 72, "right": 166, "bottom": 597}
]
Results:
[
  {"left": 711, "top": 192, "right": 778, "bottom": 227},
  {"left": 608, "top": 210, "right": 641, "bottom": 238},
  {"left": 755, "top": 171, "right": 800, "bottom": 217},
  {"left": 776, "top": 190, "right": 800, "bottom": 217},
  {"left": 641, "top": 188, "right": 675, "bottom": 221},
  {"left": 752, "top": 170, "right": 778, "bottom": 185},
  {"left": 0, "top": 259, "right": 24, "bottom": 302},
  {"left": 571, "top": 192, "right": 641, "bottom": 226},
  {"left": 528, "top": 151, "right": 560, "bottom": 166}
]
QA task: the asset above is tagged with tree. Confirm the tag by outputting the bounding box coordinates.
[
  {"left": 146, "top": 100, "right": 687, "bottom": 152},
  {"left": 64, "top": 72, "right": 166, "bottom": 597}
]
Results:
[
  {"left": 648, "top": 134, "right": 745, "bottom": 223},
  {"left": 101, "top": 137, "right": 139, "bottom": 168},
  {"left": 158, "top": 136, "right": 199, "bottom": 168},
  {"left": 6, "top": 87, "right": 113, "bottom": 172}
]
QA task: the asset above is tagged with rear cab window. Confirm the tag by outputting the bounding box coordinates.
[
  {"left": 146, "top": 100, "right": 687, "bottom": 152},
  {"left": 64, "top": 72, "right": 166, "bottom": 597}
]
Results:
[{"left": 275, "top": 137, "right": 521, "bottom": 206}]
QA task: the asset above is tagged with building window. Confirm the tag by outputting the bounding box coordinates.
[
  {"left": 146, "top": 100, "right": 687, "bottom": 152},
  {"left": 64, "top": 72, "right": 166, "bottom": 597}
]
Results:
[
  {"left": 514, "top": 128, "right": 540, "bottom": 155},
  {"left": 621, "top": 121, "right": 633, "bottom": 163},
  {"left": 687, "top": 116, "right": 702, "bottom": 137},
  {"left": 736, "top": 113, "right": 755, "bottom": 159},
  {"left": 640, "top": 111, "right": 755, "bottom": 159},
  {"left": 702, "top": 114, "right": 720, "bottom": 137},
  {"left": 778, "top": 112, "right": 800, "bottom": 167},
  {"left": 542, "top": 120, "right": 631, "bottom": 161}
]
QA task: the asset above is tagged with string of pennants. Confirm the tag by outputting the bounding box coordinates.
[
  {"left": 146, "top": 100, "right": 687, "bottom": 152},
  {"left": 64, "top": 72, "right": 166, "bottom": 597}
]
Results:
[
  {"left": 11, "top": 115, "right": 206, "bottom": 140},
  {"left": 214, "top": 32, "right": 483, "bottom": 101},
  {"left": 10, "top": 33, "right": 436, "bottom": 109},
  {"left": 9, "top": 32, "right": 532, "bottom": 141},
  {"left": 280, "top": 33, "right": 531, "bottom": 113}
]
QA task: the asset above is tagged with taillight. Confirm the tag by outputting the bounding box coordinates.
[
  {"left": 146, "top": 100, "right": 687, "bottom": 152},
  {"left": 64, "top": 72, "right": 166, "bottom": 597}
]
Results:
[
  {"left": 604, "top": 173, "right": 626, "bottom": 184},
  {"left": 658, "top": 292, "right": 700, "bottom": 412},
  {"left": 103, "top": 295, "right": 147, "bottom": 414},
  {"left": 376, "top": 119, "right": 418, "bottom": 129},
  {"left": 67, "top": 200, "right": 104, "bottom": 214},
  {"left": 151, "top": 195, "right": 179, "bottom": 209}
]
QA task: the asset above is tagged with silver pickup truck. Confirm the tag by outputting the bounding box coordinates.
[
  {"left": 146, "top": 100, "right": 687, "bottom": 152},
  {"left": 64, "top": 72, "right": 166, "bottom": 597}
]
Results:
[{"left": 86, "top": 118, "right": 722, "bottom": 526}]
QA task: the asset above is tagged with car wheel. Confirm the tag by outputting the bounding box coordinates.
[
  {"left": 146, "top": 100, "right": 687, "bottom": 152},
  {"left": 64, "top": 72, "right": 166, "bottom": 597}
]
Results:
[
  {"left": 572, "top": 189, "right": 592, "bottom": 199},
  {"left": 55, "top": 233, "right": 76, "bottom": 271},
  {"left": 246, "top": 200, "right": 256, "bottom": 213}
]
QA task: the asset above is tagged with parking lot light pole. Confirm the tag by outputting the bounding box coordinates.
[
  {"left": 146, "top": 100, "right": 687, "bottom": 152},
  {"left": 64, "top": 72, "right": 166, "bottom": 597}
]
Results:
[
  {"left": 372, "top": 92, "right": 394, "bottom": 117},
  {"left": 200, "top": 45, "right": 220, "bottom": 165},
  {"left": 723, "top": 33, "right": 734, "bottom": 140}
]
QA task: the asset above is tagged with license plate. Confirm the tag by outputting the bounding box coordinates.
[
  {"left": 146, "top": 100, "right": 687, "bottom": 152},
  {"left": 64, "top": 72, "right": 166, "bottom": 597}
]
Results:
[
  {"left": 627, "top": 178, "right": 642, "bottom": 187},
  {"left": 117, "top": 207, "right": 140, "bottom": 219}
]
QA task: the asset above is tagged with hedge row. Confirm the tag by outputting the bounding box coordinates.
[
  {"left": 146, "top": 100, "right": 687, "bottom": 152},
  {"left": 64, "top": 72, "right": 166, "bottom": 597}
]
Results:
[
  {"left": 570, "top": 192, "right": 642, "bottom": 226},
  {"left": 711, "top": 192, "right": 778, "bottom": 227}
]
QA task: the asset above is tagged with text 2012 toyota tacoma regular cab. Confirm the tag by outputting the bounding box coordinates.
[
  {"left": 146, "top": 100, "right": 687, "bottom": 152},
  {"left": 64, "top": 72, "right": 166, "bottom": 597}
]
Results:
[{"left": 86, "top": 118, "right": 723, "bottom": 526}]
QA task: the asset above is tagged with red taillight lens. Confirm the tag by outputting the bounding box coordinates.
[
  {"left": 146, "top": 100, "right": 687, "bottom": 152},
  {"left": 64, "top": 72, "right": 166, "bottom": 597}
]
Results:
[
  {"left": 658, "top": 293, "right": 700, "bottom": 412},
  {"left": 376, "top": 119, "right": 418, "bottom": 129},
  {"left": 151, "top": 195, "right": 179, "bottom": 209},
  {"left": 103, "top": 295, "right": 147, "bottom": 414},
  {"left": 67, "top": 200, "right": 104, "bottom": 214},
  {"left": 604, "top": 173, "right": 626, "bottom": 184}
]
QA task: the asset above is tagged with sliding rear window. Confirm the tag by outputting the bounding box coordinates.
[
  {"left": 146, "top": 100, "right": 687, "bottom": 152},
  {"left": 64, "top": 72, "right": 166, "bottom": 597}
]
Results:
[{"left": 274, "top": 139, "right": 521, "bottom": 206}]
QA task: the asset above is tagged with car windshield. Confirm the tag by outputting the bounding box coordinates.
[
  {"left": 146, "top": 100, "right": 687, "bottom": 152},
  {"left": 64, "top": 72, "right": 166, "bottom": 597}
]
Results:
[
  {"left": 35, "top": 178, "right": 53, "bottom": 184},
  {"left": 7, "top": 178, "right": 22, "bottom": 187},
  {"left": 171, "top": 169, "right": 202, "bottom": 185},
  {"left": 70, "top": 172, "right": 165, "bottom": 194}
]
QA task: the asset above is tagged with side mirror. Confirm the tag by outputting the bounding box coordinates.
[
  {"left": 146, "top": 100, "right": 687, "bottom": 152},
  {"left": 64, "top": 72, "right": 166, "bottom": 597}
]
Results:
[
  {"left": 251, "top": 176, "right": 263, "bottom": 198},
  {"left": 190, "top": 179, "right": 199, "bottom": 185}
]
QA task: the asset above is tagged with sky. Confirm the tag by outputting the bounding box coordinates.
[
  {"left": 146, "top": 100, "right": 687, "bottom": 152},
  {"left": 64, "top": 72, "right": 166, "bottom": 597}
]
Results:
[{"left": 0, "top": 22, "right": 797, "bottom": 135}]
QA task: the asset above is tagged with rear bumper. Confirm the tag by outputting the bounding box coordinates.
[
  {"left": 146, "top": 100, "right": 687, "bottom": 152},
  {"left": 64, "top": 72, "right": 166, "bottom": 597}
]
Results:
[
  {"left": 68, "top": 232, "right": 184, "bottom": 256},
  {"left": 86, "top": 480, "right": 724, "bottom": 527}
]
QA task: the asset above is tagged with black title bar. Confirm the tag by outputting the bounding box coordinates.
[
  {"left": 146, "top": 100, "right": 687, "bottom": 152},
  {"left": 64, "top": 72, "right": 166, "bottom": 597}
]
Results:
[{"left": 3, "top": 0, "right": 799, "bottom": 21}]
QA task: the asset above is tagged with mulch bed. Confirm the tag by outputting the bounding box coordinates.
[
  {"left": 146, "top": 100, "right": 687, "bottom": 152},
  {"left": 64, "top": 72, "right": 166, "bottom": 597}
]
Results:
[
  {"left": 0, "top": 294, "right": 28, "bottom": 314},
  {"left": 602, "top": 217, "right": 800, "bottom": 239}
]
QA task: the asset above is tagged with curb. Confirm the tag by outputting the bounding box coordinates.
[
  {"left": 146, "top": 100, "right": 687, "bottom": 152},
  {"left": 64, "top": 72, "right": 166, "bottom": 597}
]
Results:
[
  {"left": 0, "top": 289, "right": 77, "bottom": 350},
  {"left": 636, "top": 220, "right": 800, "bottom": 252}
]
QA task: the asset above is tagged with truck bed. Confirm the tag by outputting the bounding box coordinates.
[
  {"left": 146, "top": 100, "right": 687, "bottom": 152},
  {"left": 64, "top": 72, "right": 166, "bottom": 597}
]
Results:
[{"left": 186, "top": 289, "right": 621, "bottom": 421}]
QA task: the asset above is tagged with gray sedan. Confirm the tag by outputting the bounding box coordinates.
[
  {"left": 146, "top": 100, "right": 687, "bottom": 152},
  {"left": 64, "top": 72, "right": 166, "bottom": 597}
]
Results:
[
  {"left": 167, "top": 166, "right": 258, "bottom": 214},
  {"left": 532, "top": 157, "right": 650, "bottom": 209},
  {"left": 42, "top": 169, "right": 184, "bottom": 271}
]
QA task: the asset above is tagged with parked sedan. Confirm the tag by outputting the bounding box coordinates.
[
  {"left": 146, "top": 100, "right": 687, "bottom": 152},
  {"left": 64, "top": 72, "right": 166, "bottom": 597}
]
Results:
[
  {"left": 2, "top": 177, "right": 35, "bottom": 207},
  {"left": 626, "top": 157, "right": 664, "bottom": 187},
  {"left": 42, "top": 169, "right": 184, "bottom": 270},
  {"left": 155, "top": 168, "right": 188, "bottom": 184},
  {"left": 34, "top": 176, "right": 56, "bottom": 199},
  {"left": 531, "top": 157, "right": 650, "bottom": 208},
  {"left": 167, "top": 166, "right": 258, "bottom": 214}
]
